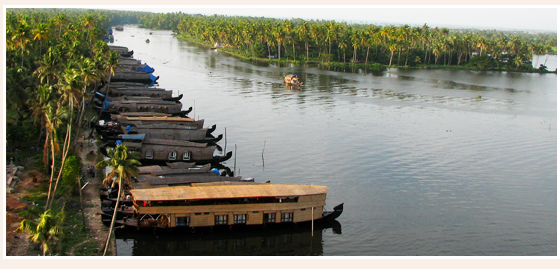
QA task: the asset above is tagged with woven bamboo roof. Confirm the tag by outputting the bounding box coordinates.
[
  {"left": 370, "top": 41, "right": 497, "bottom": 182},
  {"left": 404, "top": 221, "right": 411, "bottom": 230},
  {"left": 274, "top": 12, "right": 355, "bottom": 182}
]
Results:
[{"left": 130, "top": 184, "right": 327, "bottom": 201}]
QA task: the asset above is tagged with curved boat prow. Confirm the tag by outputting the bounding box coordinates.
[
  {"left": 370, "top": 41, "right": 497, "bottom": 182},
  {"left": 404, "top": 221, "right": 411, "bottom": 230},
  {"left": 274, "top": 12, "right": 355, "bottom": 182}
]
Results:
[{"left": 322, "top": 203, "right": 344, "bottom": 221}]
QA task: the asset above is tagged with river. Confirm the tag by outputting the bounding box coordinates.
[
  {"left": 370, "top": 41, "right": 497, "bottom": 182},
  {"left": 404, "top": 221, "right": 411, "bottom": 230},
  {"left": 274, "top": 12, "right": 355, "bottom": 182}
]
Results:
[{"left": 110, "top": 25, "right": 556, "bottom": 256}]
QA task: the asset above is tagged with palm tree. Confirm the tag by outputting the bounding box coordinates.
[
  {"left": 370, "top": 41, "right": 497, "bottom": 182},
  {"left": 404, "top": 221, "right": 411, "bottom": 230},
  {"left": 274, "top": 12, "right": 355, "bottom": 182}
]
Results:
[
  {"left": 32, "top": 22, "right": 49, "bottom": 56},
  {"left": 296, "top": 21, "right": 310, "bottom": 61},
  {"left": 272, "top": 22, "right": 286, "bottom": 62},
  {"left": 29, "top": 85, "right": 56, "bottom": 161},
  {"left": 34, "top": 46, "right": 63, "bottom": 86},
  {"left": 95, "top": 51, "right": 121, "bottom": 123},
  {"left": 44, "top": 102, "right": 68, "bottom": 209},
  {"left": 16, "top": 209, "right": 65, "bottom": 256},
  {"left": 76, "top": 57, "right": 100, "bottom": 128},
  {"left": 10, "top": 18, "right": 32, "bottom": 68},
  {"left": 54, "top": 13, "right": 68, "bottom": 38},
  {"left": 96, "top": 145, "right": 141, "bottom": 256},
  {"left": 47, "top": 68, "right": 85, "bottom": 209}
]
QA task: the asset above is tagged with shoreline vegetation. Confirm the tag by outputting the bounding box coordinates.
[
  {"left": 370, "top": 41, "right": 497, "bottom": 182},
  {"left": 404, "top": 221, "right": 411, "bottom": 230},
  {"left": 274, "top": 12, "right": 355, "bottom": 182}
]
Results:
[
  {"left": 4, "top": 8, "right": 558, "bottom": 256},
  {"left": 139, "top": 12, "right": 555, "bottom": 74}
]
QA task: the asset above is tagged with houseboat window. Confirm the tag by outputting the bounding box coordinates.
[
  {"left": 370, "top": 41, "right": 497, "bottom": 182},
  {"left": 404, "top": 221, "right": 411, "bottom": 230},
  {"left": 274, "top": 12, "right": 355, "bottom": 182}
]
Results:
[
  {"left": 215, "top": 215, "right": 228, "bottom": 225},
  {"left": 281, "top": 212, "right": 293, "bottom": 223},
  {"left": 182, "top": 151, "right": 191, "bottom": 161},
  {"left": 263, "top": 213, "right": 276, "bottom": 223},
  {"left": 168, "top": 151, "right": 177, "bottom": 160},
  {"left": 234, "top": 214, "right": 247, "bottom": 224},
  {"left": 176, "top": 217, "right": 190, "bottom": 226},
  {"left": 146, "top": 150, "right": 154, "bottom": 159},
  {"left": 194, "top": 213, "right": 201, "bottom": 216}
]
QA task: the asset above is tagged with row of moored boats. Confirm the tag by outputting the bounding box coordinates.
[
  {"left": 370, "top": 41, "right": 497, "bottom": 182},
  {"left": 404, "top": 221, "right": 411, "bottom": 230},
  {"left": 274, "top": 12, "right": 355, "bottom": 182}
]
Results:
[{"left": 96, "top": 44, "right": 342, "bottom": 233}]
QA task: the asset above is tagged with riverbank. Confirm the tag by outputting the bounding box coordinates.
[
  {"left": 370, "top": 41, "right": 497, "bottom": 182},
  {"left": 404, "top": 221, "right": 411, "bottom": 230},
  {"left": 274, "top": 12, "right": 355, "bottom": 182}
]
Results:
[{"left": 5, "top": 128, "right": 114, "bottom": 256}]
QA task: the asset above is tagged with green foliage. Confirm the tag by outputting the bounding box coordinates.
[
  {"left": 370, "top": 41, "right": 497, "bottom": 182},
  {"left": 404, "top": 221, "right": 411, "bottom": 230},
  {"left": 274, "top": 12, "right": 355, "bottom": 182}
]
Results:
[
  {"left": 467, "top": 55, "right": 497, "bottom": 71},
  {"left": 134, "top": 12, "right": 555, "bottom": 70},
  {"left": 16, "top": 208, "right": 65, "bottom": 255},
  {"left": 60, "top": 155, "right": 82, "bottom": 198}
]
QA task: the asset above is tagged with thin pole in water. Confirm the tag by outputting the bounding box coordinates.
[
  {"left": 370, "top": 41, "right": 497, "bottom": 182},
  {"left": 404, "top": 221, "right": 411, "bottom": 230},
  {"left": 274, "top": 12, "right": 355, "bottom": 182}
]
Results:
[
  {"left": 262, "top": 140, "right": 266, "bottom": 168},
  {"left": 311, "top": 206, "right": 314, "bottom": 237},
  {"left": 234, "top": 144, "right": 237, "bottom": 176},
  {"left": 224, "top": 127, "right": 227, "bottom": 154}
]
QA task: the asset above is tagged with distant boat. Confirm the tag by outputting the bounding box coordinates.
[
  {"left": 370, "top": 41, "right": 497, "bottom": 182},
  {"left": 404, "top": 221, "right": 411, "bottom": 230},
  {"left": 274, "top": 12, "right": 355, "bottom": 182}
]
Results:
[
  {"left": 115, "top": 25, "right": 123, "bottom": 31},
  {"left": 146, "top": 39, "right": 150, "bottom": 43}
]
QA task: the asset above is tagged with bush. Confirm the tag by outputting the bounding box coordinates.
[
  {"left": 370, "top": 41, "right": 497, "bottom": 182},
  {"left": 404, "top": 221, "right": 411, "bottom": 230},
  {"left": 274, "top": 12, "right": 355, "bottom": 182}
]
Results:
[{"left": 467, "top": 55, "right": 497, "bottom": 71}]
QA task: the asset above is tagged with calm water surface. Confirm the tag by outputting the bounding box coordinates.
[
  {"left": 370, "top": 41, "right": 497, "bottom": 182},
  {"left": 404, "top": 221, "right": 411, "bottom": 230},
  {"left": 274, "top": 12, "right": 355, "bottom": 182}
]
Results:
[{"left": 111, "top": 26, "right": 557, "bottom": 256}]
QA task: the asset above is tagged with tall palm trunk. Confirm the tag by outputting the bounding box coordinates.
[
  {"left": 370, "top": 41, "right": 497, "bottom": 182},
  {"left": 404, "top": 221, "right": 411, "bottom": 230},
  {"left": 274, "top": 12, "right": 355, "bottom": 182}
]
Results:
[
  {"left": 277, "top": 41, "right": 281, "bottom": 63},
  {"left": 103, "top": 178, "right": 122, "bottom": 256},
  {"left": 48, "top": 124, "right": 70, "bottom": 209},
  {"left": 46, "top": 131, "right": 55, "bottom": 207},
  {"left": 48, "top": 99, "right": 74, "bottom": 209},
  {"left": 305, "top": 42, "right": 309, "bottom": 62}
]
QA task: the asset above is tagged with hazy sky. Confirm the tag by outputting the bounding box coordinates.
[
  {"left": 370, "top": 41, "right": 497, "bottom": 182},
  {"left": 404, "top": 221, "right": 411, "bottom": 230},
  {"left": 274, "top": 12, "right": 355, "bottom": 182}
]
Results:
[{"left": 95, "top": 6, "right": 558, "bottom": 32}]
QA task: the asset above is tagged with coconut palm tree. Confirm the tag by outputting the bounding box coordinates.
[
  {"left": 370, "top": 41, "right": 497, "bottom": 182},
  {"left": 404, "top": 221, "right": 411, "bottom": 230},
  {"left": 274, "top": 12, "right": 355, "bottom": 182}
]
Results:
[
  {"left": 16, "top": 209, "right": 65, "bottom": 256},
  {"left": 296, "top": 21, "right": 311, "bottom": 62},
  {"left": 96, "top": 144, "right": 141, "bottom": 256},
  {"left": 29, "top": 85, "right": 56, "bottom": 161},
  {"left": 75, "top": 56, "right": 101, "bottom": 129},
  {"left": 47, "top": 68, "right": 85, "bottom": 209},
  {"left": 34, "top": 46, "right": 63, "bottom": 86},
  {"left": 44, "top": 102, "right": 68, "bottom": 209}
]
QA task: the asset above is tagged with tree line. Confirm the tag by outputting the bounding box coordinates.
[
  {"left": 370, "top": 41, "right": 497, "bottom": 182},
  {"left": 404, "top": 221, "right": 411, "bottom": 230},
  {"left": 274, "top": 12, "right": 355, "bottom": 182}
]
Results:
[
  {"left": 137, "top": 12, "right": 557, "bottom": 72},
  {"left": 6, "top": 8, "right": 131, "bottom": 255}
]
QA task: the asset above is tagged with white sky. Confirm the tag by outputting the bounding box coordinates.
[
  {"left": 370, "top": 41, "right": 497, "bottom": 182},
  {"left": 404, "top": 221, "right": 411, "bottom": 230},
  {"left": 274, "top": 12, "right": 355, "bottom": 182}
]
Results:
[{"left": 93, "top": 5, "right": 558, "bottom": 32}]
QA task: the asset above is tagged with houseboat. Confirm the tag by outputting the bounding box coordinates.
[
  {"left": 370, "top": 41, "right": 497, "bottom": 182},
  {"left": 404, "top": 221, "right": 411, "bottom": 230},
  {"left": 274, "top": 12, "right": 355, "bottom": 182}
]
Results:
[
  {"left": 109, "top": 45, "right": 127, "bottom": 53},
  {"left": 99, "top": 123, "right": 221, "bottom": 146},
  {"left": 111, "top": 71, "right": 158, "bottom": 84},
  {"left": 93, "top": 99, "right": 183, "bottom": 114},
  {"left": 100, "top": 134, "right": 232, "bottom": 165},
  {"left": 108, "top": 182, "right": 343, "bottom": 231},
  {"left": 97, "top": 87, "right": 174, "bottom": 99},
  {"left": 94, "top": 114, "right": 204, "bottom": 138}
]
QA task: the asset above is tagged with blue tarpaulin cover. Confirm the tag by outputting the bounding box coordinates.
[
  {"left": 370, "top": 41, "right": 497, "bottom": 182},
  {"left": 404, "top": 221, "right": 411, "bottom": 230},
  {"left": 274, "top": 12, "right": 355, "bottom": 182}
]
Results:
[{"left": 137, "top": 64, "right": 155, "bottom": 73}]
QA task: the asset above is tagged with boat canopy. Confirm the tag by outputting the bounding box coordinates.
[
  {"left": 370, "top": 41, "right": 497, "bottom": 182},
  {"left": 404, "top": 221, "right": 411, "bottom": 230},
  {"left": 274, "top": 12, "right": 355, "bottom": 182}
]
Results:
[{"left": 130, "top": 184, "right": 328, "bottom": 202}]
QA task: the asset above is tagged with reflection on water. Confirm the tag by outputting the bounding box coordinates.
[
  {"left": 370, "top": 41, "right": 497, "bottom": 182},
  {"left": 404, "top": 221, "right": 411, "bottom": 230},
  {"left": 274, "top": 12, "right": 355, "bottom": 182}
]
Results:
[{"left": 115, "top": 221, "right": 341, "bottom": 256}]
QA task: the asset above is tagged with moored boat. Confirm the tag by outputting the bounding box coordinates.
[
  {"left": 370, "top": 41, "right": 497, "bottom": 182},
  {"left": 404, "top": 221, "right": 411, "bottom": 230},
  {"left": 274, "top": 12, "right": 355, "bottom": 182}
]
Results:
[
  {"left": 283, "top": 74, "right": 301, "bottom": 85},
  {"left": 104, "top": 182, "right": 342, "bottom": 231},
  {"left": 93, "top": 99, "right": 183, "bottom": 114},
  {"left": 111, "top": 71, "right": 158, "bottom": 84},
  {"left": 100, "top": 135, "right": 232, "bottom": 165}
]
